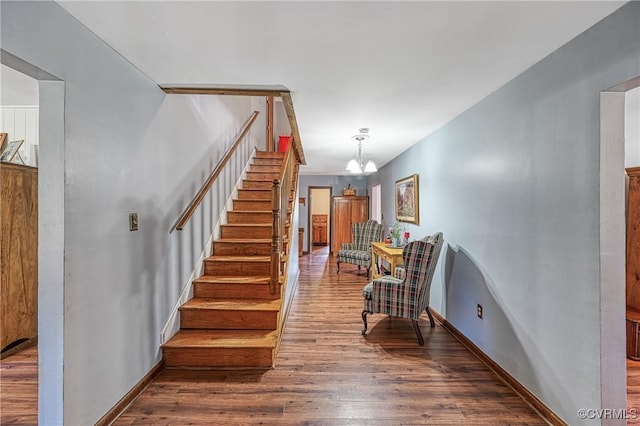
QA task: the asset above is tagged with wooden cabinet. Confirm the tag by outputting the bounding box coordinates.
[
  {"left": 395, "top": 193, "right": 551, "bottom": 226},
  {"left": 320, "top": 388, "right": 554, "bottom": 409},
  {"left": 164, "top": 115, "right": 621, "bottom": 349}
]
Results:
[
  {"left": 627, "top": 167, "right": 640, "bottom": 359},
  {"left": 628, "top": 167, "right": 640, "bottom": 311},
  {"left": 312, "top": 215, "right": 328, "bottom": 246},
  {"left": 1, "top": 163, "right": 38, "bottom": 355},
  {"left": 331, "top": 196, "right": 369, "bottom": 254}
]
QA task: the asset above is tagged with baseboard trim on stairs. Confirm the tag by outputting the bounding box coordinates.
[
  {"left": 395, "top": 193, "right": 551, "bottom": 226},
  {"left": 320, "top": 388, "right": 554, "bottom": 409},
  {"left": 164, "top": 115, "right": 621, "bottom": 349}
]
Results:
[
  {"left": 430, "top": 309, "right": 566, "bottom": 426},
  {"left": 95, "top": 360, "right": 164, "bottom": 426}
]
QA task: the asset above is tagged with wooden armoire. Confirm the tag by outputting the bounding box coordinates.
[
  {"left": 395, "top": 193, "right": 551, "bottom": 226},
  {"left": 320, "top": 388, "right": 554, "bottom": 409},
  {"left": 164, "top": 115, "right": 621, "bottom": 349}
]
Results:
[
  {"left": 627, "top": 167, "right": 640, "bottom": 359},
  {"left": 1, "top": 162, "right": 38, "bottom": 356},
  {"left": 331, "top": 195, "right": 369, "bottom": 254}
]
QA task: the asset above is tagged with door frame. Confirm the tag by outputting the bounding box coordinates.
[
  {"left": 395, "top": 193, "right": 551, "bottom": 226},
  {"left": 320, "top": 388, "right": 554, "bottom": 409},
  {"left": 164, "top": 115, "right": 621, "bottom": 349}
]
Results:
[
  {"left": 600, "top": 75, "right": 640, "bottom": 422},
  {"left": 307, "top": 186, "right": 332, "bottom": 254}
]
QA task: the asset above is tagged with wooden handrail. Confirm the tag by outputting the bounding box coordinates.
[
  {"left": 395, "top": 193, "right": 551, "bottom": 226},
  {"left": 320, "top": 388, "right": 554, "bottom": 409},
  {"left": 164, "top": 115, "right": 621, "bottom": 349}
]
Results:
[
  {"left": 171, "top": 111, "right": 260, "bottom": 232},
  {"left": 270, "top": 142, "right": 296, "bottom": 293}
]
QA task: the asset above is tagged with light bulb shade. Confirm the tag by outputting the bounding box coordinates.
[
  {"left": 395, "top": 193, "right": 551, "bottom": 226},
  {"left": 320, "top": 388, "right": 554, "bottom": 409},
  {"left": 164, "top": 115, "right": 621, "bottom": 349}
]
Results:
[
  {"left": 364, "top": 160, "right": 377, "bottom": 173},
  {"left": 346, "top": 159, "right": 360, "bottom": 172}
]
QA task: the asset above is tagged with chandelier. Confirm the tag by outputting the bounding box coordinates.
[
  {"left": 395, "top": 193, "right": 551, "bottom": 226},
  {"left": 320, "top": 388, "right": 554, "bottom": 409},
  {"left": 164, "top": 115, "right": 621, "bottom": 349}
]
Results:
[{"left": 346, "top": 128, "right": 377, "bottom": 174}]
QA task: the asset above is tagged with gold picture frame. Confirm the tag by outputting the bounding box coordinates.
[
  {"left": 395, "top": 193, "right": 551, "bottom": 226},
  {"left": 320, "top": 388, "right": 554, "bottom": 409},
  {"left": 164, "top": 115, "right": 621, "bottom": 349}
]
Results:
[{"left": 395, "top": 174, "right": 419, "bottom": 225}]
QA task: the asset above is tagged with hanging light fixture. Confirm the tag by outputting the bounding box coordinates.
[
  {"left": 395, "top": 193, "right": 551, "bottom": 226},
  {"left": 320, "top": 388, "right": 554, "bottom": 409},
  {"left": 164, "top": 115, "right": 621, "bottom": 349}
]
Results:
[{"left": 346, "top": 128, "right": 377, "bottom": 174}]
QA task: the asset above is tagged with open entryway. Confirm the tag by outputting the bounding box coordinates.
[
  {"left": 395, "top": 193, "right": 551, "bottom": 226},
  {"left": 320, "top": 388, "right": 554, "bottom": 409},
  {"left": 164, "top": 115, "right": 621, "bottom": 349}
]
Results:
[
  {"left": 0, "top": 50, "right": 65, "bottom": 425},
  {"left": 308, "top": 187, "right": 332, "bottom": 254},
  {"left": 600, "top": 75, "right": 640, "bottom": 422}
]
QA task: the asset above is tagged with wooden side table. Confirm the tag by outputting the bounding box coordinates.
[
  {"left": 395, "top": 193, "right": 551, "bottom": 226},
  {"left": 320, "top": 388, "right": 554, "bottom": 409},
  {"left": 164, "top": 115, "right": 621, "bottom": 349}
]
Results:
[{"left": 371, "top": 242, "right": 404, "bottom": 279}]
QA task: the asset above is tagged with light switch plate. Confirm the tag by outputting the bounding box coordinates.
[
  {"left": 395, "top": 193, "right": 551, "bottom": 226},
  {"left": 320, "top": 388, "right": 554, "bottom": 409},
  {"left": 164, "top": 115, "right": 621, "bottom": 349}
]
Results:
[{"left": 129, "top": 213, "right": 138, "bottom": 231}]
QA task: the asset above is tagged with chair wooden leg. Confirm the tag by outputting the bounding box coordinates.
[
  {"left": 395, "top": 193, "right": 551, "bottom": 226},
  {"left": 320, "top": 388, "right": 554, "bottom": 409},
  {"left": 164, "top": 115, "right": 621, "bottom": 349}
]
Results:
[
  {"left": 366, "top": 267, "right": 370, "bottom": 278},
  {"left": 426, "top": 307, "right": 435, "bottom": 327},
  {"left": 337, "top": 261, "right": 340, "bottom": 273},
  {"left": 411, "top": 320, "right": 425, "bottom": 346},
  {"left": 361, "top": 311, "right": 368, "bottom": 335}
]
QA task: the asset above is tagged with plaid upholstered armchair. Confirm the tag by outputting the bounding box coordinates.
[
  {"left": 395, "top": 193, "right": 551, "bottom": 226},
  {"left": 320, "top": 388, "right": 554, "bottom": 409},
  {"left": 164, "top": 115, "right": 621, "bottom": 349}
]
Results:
[
  {"left": 337, "top": 220, "right": 383, "bottom": 278},
  {"left": 361, "top": 232, "right": 443, "bottom": 345}
]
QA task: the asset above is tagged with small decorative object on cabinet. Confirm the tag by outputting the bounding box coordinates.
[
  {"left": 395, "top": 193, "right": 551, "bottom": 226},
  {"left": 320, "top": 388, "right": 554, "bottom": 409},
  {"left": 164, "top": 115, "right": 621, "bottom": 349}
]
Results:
[
  {"left": 0, "top": 139, "right": 25, "bottom": 164},
  {"left": 627, "top": 167, "right": 640, "bottom": 360},
  {"left": 332, "top": 195, "right": 369, "bottom": 254},
  {"left": 312, "top": 214, "right": 328, "bottom": 246},
  {"left": 342, "top": 184, "right": 356, "bottom": 196}
]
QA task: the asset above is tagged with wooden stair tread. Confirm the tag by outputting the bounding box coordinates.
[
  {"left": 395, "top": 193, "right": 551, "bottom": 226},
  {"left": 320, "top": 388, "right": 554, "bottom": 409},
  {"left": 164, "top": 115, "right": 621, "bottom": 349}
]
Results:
[
  {"left": 194, "top": 276, "right": 270, "bottom": 284},
  {"left": 163, "top": 330, "right": 277, "bottom": 348},
  {"left": 214, "top": 238, "right": 271, "bottom": 243},
  {"left": 181, "top": 298, "right": 281, "bottom": 311},
  {"left": 207, "top": 255, "right": 270, "bottom": 262},
  {"left": 222, "top": 224, "right": 271, "bottom": 227},
  {"left": 230, "top": 210, "right": 271, "bottom": 213}
]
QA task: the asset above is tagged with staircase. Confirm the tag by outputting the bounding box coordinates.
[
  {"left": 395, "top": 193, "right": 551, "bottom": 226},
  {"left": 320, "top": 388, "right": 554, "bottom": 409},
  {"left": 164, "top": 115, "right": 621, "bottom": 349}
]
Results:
[{"left": 162, "top": 150, "right": 286, "bottom": 369}]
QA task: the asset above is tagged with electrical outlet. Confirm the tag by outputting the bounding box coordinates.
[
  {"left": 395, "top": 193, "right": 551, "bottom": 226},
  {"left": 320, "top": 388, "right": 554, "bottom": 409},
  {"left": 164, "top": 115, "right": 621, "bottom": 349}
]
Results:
[
  {"left": 129, "top": 213, "right": 138, "bottom": 231},
  {"left": 477, "top": 303, "right": 483, "bottom": 319}
]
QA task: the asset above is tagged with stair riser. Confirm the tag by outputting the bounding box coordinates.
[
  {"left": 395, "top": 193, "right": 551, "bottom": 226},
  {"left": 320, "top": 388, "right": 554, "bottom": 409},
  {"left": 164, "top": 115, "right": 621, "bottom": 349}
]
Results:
[
  {"left": 227, "top": 211, "right": 272, "bottom": 224},
  {"left": 250, "top": 163, "right": 281, "bottom": 170},
  {"left": 237, "top": 189, "right": 271, "bottom": 200},
  {"left": 220, "top": 226, "right": 272, "bottom": 239},
  {"left": 252, "top": 158, "right": 282, "bottom": 166},
  {"left": 204, "top": 260, "right": 271, "bottom": 275},
  {"left": 193, "top": 283, "right": 278, "bottom": 299},
  {"left": 233, "top": 200, "right": 271, "bottom": 211},
  {"left": 213, "top": 242, "right": 271, "bottom": 256},
  {"left": 163, "top": 347, "right": 273, "bottom": 368},
  {"left": 180, "top": 310, "right": 278, "bottom": 330},
  {"left": 255, "top": 152, "right": 285, "bottom": 160},
  {"left": 243, "top": 180, "right": 274, "bottom": 189},
  {"left": 246, "top": 172, "right": 279, "bottom": 181}
]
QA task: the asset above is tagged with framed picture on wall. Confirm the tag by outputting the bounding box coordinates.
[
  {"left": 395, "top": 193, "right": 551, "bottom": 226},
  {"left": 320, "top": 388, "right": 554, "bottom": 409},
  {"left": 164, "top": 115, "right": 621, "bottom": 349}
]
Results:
[
  {"left": 395, "top": 174, "right": 419, "bottom": 225},
  {"left": 0, "top": 139, "right": 24, "bottom": 163}
]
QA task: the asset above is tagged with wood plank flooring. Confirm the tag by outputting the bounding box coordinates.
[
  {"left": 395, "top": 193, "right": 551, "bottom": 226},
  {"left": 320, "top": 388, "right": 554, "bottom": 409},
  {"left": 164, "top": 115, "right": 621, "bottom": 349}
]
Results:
[
  {"left": 115, "top": 246, "right": 546, "bottom": 425},
  {"left": 628, "top": 359, "right": 640, "bottom": 424},
  {"left": 7, "top": 246, "right": 640, "bottom": 423},
  {"left": 0, "top": 343, "right": 37, "bottom": 425}
]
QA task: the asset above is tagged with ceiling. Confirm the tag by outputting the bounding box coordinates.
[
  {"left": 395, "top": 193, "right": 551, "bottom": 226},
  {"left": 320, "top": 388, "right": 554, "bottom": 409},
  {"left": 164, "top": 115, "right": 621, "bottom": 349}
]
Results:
[{"left": 56, "top": 1, "right": 625, "bottom": 175}]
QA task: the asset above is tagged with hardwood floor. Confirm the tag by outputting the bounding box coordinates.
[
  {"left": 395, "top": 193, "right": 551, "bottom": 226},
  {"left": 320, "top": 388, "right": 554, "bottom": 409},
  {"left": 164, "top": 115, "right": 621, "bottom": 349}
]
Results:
[
  {"left": 0, "top": 343, "right": 37, "bottom": 425},
  {"left": 9, "top": 247, "right": 640, "bottom": 423},
  {"left": 628, "top": 359, "right": 640, "bottom": 424},
  {"left": 115, "top": 246, "right": 546, "bottom": 425}
]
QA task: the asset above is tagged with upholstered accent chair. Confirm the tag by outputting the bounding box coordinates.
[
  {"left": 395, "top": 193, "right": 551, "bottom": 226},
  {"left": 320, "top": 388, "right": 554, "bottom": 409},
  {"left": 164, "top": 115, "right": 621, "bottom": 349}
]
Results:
[
  {"left": 337, "top": 220, "right": 383, "bottom": 278},
  {"left": 361, "top": 232, "right": 444, "bottom": 345}
]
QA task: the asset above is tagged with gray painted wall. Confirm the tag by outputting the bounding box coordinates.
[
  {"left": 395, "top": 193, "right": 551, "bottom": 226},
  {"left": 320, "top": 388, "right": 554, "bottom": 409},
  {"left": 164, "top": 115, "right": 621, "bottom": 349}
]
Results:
[
  {"left": 2, "top": 2, "right": 265, "bottom": 424},
  {"left": 367, "top": 3, "right": 639, "bottom": 423}
]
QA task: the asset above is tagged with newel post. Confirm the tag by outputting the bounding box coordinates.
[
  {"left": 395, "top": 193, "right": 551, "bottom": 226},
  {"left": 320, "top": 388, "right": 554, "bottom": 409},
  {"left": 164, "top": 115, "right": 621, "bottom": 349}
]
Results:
[{"left": 271, "top": 179, "right": 282, "bottom": 294}]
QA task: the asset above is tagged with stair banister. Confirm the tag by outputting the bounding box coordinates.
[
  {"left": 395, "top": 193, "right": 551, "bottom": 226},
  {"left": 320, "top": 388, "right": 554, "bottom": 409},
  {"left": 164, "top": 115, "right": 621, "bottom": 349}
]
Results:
[
  {"left": 171, "top": 111, "right": 260, "bottom": 232},
  {"left": 271, "top": 179, "right": 281, "bottom": 295},
  {"left": 270, "top": 141, "right": 295, "bottom": 294}
]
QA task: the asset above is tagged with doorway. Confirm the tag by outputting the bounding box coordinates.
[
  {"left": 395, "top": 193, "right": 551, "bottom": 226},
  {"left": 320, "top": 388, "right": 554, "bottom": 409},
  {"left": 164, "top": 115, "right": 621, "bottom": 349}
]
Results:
[
  {"left": 1, "top": 50, "right": 66, "bottom": 424},
  {"left": 0, "top": 64, "right": 39, "bottom": 358},
  {"left": 308, "top": 187, "right": 332, "bottom": 254},
  {"left": 599, "top": 76, "right": 640, "bottom": 418},
  {"left": 371, "top": 184, "right": 382, "bottom": 225}
]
